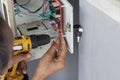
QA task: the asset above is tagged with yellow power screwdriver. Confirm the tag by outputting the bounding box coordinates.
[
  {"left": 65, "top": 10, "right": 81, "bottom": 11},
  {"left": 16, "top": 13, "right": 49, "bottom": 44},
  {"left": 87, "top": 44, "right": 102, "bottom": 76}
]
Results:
[{"left": 5, "top": 34, "right": 50, "bottom": 80}]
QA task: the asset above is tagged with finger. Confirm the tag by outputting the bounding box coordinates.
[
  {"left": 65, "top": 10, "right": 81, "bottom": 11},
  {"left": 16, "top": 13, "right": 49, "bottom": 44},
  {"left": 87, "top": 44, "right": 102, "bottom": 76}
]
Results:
[
  {"left": 17, "top": 61, "right": 27, "bottom": 74},
  {"left": 8, "top": 53, "right": 31, "bottom": 68},
  {"left": 52, "top": 50, "right": 58, "bottom": 61},
  {"left": 17, "top": 62, "right": 22, "bottom": 75},
  {"left": 12, "top": 53, "right": 31, "bottom": 63},
  {"left": 21, "top": 61, "right": 27, "bottom": 74},
  {"left": 45, "top": 38, "right": 60, "bottom": 57},
  {"left": 52, "top": 37, "right": 60, "bottom": 49},
  {"left": 58, "top": 38, "right": 67, "bottom": 61}
]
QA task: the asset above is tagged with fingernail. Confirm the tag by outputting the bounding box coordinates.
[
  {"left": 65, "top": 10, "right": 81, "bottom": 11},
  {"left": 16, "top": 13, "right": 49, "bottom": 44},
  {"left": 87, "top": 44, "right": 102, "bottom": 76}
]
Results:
[
  {"left": 27, "top": 54, "right": 32, "bottom": 59},
  {"left": 23, "top": 71, "right": 27, "bottom": 74}
]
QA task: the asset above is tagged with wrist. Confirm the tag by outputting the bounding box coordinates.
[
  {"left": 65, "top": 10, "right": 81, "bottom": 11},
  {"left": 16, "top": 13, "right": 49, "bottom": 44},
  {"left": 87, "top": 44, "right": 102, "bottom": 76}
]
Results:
[
  {"left": 31, "top": 67, "right": 47, "bottom": 80},
  {"left": 38, "top": 72, "right": 46, "bottom": 80}
]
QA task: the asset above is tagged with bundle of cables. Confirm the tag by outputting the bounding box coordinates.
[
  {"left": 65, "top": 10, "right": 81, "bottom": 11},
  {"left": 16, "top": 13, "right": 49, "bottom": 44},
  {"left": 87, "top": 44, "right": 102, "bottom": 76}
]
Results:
[{"left": 15, "top": 0, "right": 55, "bottom": 19}]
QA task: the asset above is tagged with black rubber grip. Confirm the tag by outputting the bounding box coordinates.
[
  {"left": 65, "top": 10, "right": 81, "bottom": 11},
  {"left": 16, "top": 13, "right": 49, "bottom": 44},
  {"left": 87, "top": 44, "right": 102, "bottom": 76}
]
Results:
[{"left": 30, "top": 34, "right": 50, "bottom": 49}]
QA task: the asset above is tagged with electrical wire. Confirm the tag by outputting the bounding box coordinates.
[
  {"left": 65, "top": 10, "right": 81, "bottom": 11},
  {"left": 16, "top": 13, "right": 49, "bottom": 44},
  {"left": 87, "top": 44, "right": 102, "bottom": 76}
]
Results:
[
  {"left": 16, "top": 0, "right": 31, "bottom": 6},
  {"left": 16, "top": 0, "right": 44, "bottom": 13},
  {"left": 15, "top": 0, "right": 55, "bottom": 19},
  {"left": 17, "top": 11, "right": 54, "bottom": 19},
  {"left": 39, "top": 11, "right": 55, "bottom": 18},
  {"left": 18, "top": 12, "right": 39, "bottom": 17},
  {"left": 43, "top": 0, "right": 49, "bottom": 14}
]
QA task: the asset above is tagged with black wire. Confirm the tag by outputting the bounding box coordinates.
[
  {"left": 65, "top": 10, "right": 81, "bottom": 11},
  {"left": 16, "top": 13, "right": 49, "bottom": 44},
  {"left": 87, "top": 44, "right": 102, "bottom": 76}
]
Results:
[
  {"left": 16, "top": 0, "right": 44, "bottom": 13},
  {"left": 42, "top": 21, "right": 48, "bottom": 30},
  {"left": 16, "top": 0, "right": 31, "bottom": 6}
]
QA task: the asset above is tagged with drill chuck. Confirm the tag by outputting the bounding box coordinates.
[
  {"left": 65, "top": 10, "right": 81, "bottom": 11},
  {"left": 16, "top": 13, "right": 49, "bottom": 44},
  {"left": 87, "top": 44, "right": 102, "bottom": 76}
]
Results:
[{"left": 30, "top": 34, "right": 50, "bottom": 48}]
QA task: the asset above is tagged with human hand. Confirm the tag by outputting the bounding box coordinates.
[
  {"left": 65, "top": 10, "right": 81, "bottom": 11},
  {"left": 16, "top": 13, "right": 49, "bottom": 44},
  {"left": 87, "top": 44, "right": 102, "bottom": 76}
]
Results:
[
  {"left": 31, "top": 37, "right": 67, "bottom": 80},
  {"left": 2, "top": 53, "right": 32, "bottom": 75}
]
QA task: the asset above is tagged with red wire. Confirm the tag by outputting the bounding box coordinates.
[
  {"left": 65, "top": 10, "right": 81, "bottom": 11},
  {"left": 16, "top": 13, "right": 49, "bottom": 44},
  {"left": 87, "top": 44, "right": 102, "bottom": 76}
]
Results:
[
  {"left": 13, "top": 0, "right": 17, "bottom": 4},
  {"left": 43, "top": 0, "right": 48, "bottom": 13},
  {"left": 56, "top": 0, "right": 63, "bottom": 36}
]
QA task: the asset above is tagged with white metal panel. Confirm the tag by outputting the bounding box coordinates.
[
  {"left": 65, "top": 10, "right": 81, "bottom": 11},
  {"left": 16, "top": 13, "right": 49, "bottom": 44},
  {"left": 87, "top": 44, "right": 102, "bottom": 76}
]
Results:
[{"left": 61, "top": 0, "right": 74, "bottom": 53}]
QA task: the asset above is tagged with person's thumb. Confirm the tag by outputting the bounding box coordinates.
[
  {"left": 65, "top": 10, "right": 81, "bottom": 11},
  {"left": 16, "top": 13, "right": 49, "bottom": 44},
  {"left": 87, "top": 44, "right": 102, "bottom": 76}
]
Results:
[{"left": 8, "top": 53, "right": 32, "bottom": 69}]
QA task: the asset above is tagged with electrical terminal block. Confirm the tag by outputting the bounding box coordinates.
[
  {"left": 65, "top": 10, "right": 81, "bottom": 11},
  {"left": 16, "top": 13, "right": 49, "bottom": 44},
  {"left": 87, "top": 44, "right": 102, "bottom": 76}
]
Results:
[{"left": 64, "top": 23, "right": 71, "bottom": 32}]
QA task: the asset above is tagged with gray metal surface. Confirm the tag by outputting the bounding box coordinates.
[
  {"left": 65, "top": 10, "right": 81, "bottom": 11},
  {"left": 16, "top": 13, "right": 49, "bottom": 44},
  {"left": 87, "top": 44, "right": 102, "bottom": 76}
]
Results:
[{"left": 79, "top": 0, "right": 120, "bottom": 80}]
